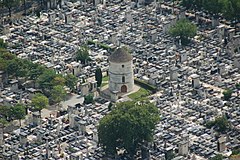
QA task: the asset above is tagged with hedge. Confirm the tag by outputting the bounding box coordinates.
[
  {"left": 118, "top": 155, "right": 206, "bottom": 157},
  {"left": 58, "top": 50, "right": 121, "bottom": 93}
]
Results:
[
  {"left": 87, "top": 40, "right": 113, "bottom": 51},
  {"left": 134, "top": 78, "right": 157, "bottom": 93}
]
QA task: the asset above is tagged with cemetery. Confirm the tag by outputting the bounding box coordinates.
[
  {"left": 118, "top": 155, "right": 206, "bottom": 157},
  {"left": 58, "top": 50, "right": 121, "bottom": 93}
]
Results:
[{"left": 0, "top": 0, "right": 240, "bottom": 159}]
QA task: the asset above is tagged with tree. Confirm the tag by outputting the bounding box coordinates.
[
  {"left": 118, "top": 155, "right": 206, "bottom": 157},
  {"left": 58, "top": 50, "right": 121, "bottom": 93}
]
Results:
[
  {"left": 37, "top": 69, "right": 57, "bottom": 91},
  {"left": 84, "top": 94, "right": 94, "bottom": 104},
  {"left": 22, "top": 0, "right": 26, "bottom": 15},
  {"left": 31, "top": 93, "right": 49, "bottom": 117},
  {"left": 65, "top": 74, "right": 77, "bottom": 91},
  {"left": 222, "top": 89, "right": 233, "bottom": 100},
  {"left": 169, "top": 19, "right": 197, "bottom": 45},
  {"left": 76, "top": 46, "right": 90, "bottom": 65},
  {"left": 0, "top": 39, "right": 7, "bottom": 49},
  {"left": 203, "top": 0, "right": 225, "bottom": 16},
  {"left": 6, "top": 58, "right": 28, "bottom": 79},
  {"left": 236, "top": 83, "right": 240, "bottom": 90},
  {"left": 210, "top": 154, "right": 223, "bottom": 160},
  {"left": 181, "top": 0, "right": 204, "bottom": 10},
  {"left": 2, "top": 0, "right": 20, "bottom": 17},
  {"left": 95, "top": 67, "right": 103, "bottom": 87},
  {"left": 0, "top": 105, "right": 12, "bottom": 121},
  {"left": 50, "top": 85, "right": 67, "bottom": 105},
  {"left": 52, "top": 75, "right": 66, "bottom": 86},
  {"left": 222, "top": 0, "right": 240, "bottom": 28},
  {"left": 28, "top": 64, "right": 46, "bottom": 87},
  {"left": 206, "top": 115, "right": 229, "bottom": 133},
  {"left": 98, "top": 101, "right": 160, "bottom": 158},
  {"left": 11, "top": 104, "right": 26, "bottom": 126}
]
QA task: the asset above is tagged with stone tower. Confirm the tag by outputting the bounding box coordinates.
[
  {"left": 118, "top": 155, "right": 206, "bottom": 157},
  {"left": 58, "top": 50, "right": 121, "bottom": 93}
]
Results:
[{"left": 108, "top": 47, "right": 134, "bottom": 93}]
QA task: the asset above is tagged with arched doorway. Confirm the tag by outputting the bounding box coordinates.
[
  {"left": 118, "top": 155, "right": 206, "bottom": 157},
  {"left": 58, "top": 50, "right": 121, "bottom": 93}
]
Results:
[{"left": 121, "top": 85, "right": 127, "bottom": 93}]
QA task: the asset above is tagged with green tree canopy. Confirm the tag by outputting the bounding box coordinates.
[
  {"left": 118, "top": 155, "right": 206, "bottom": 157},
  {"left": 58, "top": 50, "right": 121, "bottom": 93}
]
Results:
[
  {"left": 2, "top": 0, "right": 20, "bottom": 17},
  {"left": 31, "top": 93, "right": 49, "bottom": 115},
  {"left": 65, "top": 74, "right": 78, "bottom": 91},
  {"left": 0, "top": 105, "right": 12, "bottom": 121},
  {"left": 0, "top": 39, "right": 7, "bottom": 49},
  {"left": 222, "top": 89, "right": 233, "bottom": 101},
  {"left": 203, "top": 0, "right": 225, "bottom": 16},
  {"left": 37, "top": 69, "right": 57, "bottom": 90},
  {"left": 95, "top": 67, "right": 103, "bottom": 87},
  {"left": 50, "top": 85, "right": 67, "bottom": 104},
  {"left": 169, "top": 19, "right": 197, "bottom": 45},
  {"left": 98, "top": 100, "right": 160, "bottom": 158},
  {"left": 222, "top": 0, "right": 240, "bottom": 23},
  {"left": 76, "top": 46, "right": 90, "bottom": 65},
  {"left": 84, "top": 94, "right": 94, "bottom": 104},
  {"left": 206, "top": 115, "right": 229, "bottom": 133},
  {"left": 210, "top": 154, "right": 223, "bottom": 160},
  {"left": 11, "top": 104, "right": 26, "bottom": 126},
  {"left": 52, "top": 75, "right": 66, "bottom": 86}
]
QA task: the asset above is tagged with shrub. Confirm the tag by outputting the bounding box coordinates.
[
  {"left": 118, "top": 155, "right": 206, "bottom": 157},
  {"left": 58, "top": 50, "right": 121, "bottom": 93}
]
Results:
[{"left": 134, "top": 78, "right": 157, "bottom": 93}]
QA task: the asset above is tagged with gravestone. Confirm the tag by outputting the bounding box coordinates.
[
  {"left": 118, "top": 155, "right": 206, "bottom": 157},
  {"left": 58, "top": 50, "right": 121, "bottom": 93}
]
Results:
[
  {"left": 217, "top": 136, "right": 226, "bottom": 152},
  {"left": 32, "top": 112, "right": 41, "bottom": 126},
  {"left": 111, "top": 91, "right": 118, "bottom": 102},
  {"left": 93, "top": 129, "right": 98, "bottom": 142},
  {"left": 79, "top": 120, "right": 86, "bottom": 135},
  {"left": 89, "top": 80, "right": 97, "bottom": 92},
  {"left": 19, "top": 132, "right": 27, "bottom": 146},
  {"left": 190, "top": 74, "right": 200, "bottom": 89},
  {"left": 48, "top": 12, "right": 56, "bottom": 23},
  {"left": 178, "top": 134, "right": 189, "bottom": 156},
  {"left": 218, "top": 63, "right": 225, "bottom": 75},
  {"left": 0, "top": 124, "right": 3, "bottom": 145},
  {"left": 170, "top": 67, "right": 178, "bottom": 81},
  {"left": 80, "top": 83, "right": 89, "bottom": 96},
  {"left": 233, "top": 54, "right": 240, "bottom": 69},
  {"left": 217, "top": 25, "right": 225, "bottom": 42},
  {"left": 65, "top": 12, "right": 72, "bottom": 24}
]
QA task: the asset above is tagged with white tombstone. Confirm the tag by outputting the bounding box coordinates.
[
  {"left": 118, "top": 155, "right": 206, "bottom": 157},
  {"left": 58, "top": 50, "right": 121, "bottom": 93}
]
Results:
[
  {"left": 69, "top": 114, "right": 76, "bottom": 128},
  {"left": 80, "top": 83, "right": 89, "bottom": 96},
  {"left": 89, "top": 80, "right": 97, "bottom": 92},
  {"left": 111, "top": 91, "right": 118, "bottom": 102},
  {"left": 79, "top": 120, "right": 86, "bottom": 134},
  {"left": 9, "top": 80, "right": 18, "bottom": 91},
  {"left": 178, "top": 134, "right": 189, "bottom": 156},
  {"left": 151, "top": 30, "right": 157, "bottom": 42},
  {"left": 212, "top": 17, "right": 219, "bottom": 28},
  {"left": 93, "top": 129, "right": 98, "bottom": 142},
  {"left": 0, "top": 124, "right": 3, "bottom": 145},
  {"left": 170, "top": 67, "right": 178, "bottom": 81},
  {"left": 191, "top": 74, "right": 200, "bottom": 88},
  {"left": 234, "top": 54, "right": 240, "bottom": 69},
  {"left": 228, "top": 29, "right": 235, "bottom": 41},
  {"left": 179, "top": 50, "right": 188, "bottom": 62},
  {"left": 126, "top": 11, "right": 134, "bottom": 23},
  {"left": 65, "top": 12, "right": 72, "bottom": 24},
  {"left": 48, "top": 12, "right": 56, "bottom": 23},
  {"left": 218, "top": 63, "right": 225, "bottom": 75},
  {"left": 19, "top": 132, "right": 27, "bottom": 146},
  {"left": 32, "top": 112, "right": 41, "bottom": 126},
  {"left": 217, "top": 136, "right": 226, "bottom": 152},
  {"left": 93, "top": 0, "right": 100, "bottom": 6},
  {"left": 217, "top": 25, "right": 225, "bottom": 42}
]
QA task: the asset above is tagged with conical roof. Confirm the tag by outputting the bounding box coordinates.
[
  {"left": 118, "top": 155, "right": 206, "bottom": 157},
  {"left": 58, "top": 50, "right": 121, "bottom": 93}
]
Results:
[{"left": 109, "top": 47, "right": 133, "bottom": 63}]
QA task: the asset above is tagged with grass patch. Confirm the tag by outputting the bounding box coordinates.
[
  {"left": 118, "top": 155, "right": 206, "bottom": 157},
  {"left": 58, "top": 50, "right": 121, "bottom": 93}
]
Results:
[
  {"left": 128, "top": 88, "right": 150, "bottom": 100},
  {"left": 102, "top": 76, "right": 109, "bottom": 82},
  {"left": 101, "top": 82, "right": 108, "bottom": 88}
]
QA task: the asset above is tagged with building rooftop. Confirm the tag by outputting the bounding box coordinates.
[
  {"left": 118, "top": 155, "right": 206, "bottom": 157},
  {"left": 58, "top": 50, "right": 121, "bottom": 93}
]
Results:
[{"left": 109, "top": 47, "right": 133, "bottom": 63}]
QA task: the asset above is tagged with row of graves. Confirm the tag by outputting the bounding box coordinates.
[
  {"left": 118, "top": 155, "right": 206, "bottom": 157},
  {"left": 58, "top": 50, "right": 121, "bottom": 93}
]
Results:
[{"left": 0, "top": 0, "right": 240, "bottom": 159}]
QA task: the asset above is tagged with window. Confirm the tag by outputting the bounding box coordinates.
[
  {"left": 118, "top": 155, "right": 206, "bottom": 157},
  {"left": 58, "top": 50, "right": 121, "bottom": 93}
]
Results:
[
  {"left": 122, "top": 76, "right": 125, "bottom": 83},
  {"left": 122, "top": 65, "right": 124, "bottom": 68}
]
